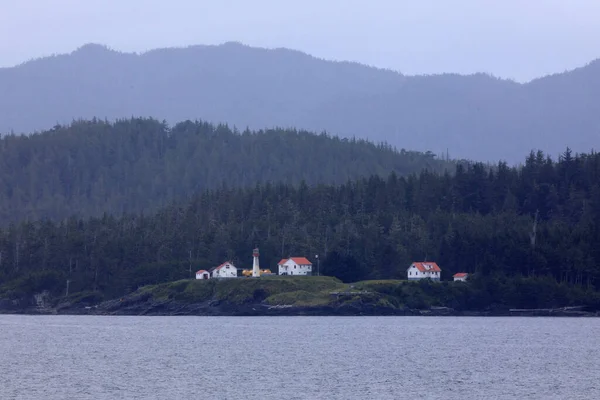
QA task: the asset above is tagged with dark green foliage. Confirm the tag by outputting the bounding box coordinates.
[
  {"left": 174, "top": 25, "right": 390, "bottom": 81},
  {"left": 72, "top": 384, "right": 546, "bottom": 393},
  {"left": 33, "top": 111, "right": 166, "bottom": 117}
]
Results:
[
  {"left": 1, "top": 148, "right": 600, "bottom": 307},
  {"left": 127, "top": 261, "right": 191, "bottom": 290},
  {"left": 0, "top": 270, "right": 64, "bottom": 298},
  {"left": 361, "top": 276, "right": 600, "bottom": 311},
  {"left": 0, "top": 118, "right": 452, "bottom": 225},
  {"left": 322, "top": 251, "right": 368, "bottom": 283},
  {"left": 63, "top": 291, "right": 104, "bottom": 306}
]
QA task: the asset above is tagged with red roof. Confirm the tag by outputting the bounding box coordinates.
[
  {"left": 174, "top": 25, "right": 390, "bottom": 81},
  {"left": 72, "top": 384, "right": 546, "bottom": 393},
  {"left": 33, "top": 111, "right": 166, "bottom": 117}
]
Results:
[
  {"left": 290, "top": 257, "right": 312, "bottom": 265},
  {"left": 196, "top": 269, "right": 208, "bottom": 274},
  {"left": 411, "top": 262, "right": 441, "bottom": 272},
  {"left": 453, "top": 272, "right": 468, "bottom": 278},
  {"left": 278, "top": 257, "right": 312, "bottom": 265}
]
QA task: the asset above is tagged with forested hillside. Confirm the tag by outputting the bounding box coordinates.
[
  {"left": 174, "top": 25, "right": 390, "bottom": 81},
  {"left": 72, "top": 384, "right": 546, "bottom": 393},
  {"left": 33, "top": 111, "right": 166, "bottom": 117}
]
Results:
[
  {"left": 0, "top": 117, "right": 452, "bottom": 224},
  {"left": 2, "top": 42, "right": 600, "bottom": 162},
  {"left": 1, "top": 148, "right": 599, "bottom": 303}
]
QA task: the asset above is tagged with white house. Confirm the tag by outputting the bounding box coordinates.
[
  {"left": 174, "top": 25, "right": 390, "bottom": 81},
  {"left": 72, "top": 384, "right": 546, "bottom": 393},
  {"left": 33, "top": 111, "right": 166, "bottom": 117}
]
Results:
[
  {"left": 453, "top": 272, "right": 469, "bottom": 282},
  {"left": 407, "top": 262, "right": 441, "bottom": 281},
  {"left": 195, "top": 269, "right": 210, "bottom": 280},
  {"left": 278, "top": 257, "right": 312, "bottom": 276},
  {"left": 211, "top": 261, "right": 238, "bottom": 278}
]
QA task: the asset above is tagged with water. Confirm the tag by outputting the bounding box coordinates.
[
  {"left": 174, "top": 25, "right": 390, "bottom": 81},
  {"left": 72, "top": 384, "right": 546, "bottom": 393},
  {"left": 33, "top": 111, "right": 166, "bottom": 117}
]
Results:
[{"left": 0, "top": 316, "right": 598, "bottom": 399}]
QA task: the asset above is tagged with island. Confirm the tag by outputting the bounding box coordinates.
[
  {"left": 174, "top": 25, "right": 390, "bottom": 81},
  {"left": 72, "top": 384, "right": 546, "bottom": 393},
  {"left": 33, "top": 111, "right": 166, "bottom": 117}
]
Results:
[{"left": 2, "top": 275, "right": 598, "bottom": 317}]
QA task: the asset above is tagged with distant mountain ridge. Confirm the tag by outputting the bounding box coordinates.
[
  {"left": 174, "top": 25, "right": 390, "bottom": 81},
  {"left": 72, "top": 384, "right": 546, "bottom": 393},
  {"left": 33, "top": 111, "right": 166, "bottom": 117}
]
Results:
[{"left": 1, "top": 42, "right": 599, "bottom": 163}]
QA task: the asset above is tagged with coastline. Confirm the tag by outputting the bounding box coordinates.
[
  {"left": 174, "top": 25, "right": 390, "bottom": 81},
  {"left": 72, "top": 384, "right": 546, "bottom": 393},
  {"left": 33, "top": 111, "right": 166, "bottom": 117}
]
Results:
[
  {"left": 2, "top": 276, "right": 599, "bottom": 318},
  {"left": 2, "top": 302, "right": 598, "bottom": 318}
]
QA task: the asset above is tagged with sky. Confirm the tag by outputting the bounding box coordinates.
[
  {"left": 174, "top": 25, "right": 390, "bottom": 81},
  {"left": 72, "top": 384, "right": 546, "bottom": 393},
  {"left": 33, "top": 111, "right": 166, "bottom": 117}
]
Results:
[{"left": 1, "top": 0, "right": 600, "bottom": 82}]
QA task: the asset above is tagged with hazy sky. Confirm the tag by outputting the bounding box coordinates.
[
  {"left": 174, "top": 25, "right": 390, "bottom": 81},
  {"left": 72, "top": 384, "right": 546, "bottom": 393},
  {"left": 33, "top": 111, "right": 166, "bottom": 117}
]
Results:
[{"left": 1, "top": 0, "right": 600, "bottom": 82}]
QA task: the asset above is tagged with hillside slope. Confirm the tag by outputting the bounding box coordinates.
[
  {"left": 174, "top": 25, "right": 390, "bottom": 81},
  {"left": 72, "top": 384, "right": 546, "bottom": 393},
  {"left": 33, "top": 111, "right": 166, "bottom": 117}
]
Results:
[
  {"left": 0, "top": 117, "right": 452, "bottom": 224},
  {"left": 2, "top": 42, "right": 600, "bottom": 162}
]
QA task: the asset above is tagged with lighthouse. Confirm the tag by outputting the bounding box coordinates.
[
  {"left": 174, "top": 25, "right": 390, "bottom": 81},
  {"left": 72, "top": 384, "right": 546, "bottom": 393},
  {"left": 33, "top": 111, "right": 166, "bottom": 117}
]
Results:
[{"left": 252, "top": 247, "right": 260, "bottom": 277}]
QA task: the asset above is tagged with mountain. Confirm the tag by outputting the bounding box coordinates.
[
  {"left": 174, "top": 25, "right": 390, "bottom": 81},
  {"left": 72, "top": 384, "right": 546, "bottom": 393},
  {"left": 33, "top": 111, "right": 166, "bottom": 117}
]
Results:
[
  {"left": 2, "top": 42, "right": 599, "bottom": 163},
  {"left": 0, "top": 117, "right": 453, "bottom": 224}
]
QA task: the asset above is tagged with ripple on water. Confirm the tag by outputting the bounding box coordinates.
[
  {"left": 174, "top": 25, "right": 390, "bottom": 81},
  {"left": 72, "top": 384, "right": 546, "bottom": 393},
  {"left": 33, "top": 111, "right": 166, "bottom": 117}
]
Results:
[{"left": 0, "top": 315, "right": 599, "bottom": 400}]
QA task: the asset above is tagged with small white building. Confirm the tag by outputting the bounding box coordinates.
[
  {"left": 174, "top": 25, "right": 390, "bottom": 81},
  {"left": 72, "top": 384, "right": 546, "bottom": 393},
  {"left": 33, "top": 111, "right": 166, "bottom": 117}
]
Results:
[
  {"left": 278, "top": 257, "right": 313, "bottom": 276},
  {"left": 211, "top": 261, "right": 238, "bottom": 278},
  {"left": 407, "top": 262, "right": 441, "bottom": 281},
  {"left": 195, "top": 269, "right": 210, "bottom": 280},
  {"left": 453, "top": 272, "right": 469, "bottom": 282}
]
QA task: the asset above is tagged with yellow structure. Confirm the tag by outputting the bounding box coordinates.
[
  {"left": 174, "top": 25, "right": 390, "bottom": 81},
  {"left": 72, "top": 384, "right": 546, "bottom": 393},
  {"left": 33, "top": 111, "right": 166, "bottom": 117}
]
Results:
[{"left": 242, "top": 269, "right": 271, "bottom": 277}]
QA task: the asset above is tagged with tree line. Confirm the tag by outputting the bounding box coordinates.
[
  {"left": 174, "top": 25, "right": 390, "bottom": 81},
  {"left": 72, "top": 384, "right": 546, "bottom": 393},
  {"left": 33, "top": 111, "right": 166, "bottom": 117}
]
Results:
[
  {"left": 0, "top": 117, "right": 452, "bottom": 225},
  {"left": 0, "top": 147, "right": 599, "bottom": 303}
]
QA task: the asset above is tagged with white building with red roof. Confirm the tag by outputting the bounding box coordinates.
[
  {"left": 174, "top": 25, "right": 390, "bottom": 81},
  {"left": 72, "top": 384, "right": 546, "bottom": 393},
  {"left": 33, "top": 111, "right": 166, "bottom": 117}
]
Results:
[
  {"left": 278, "top": 257, "right": 313, "bottom": 276},
  {"left": 407, "top": 262, "right": 441, "bottom": 281},
  {"left": 210, "top": 261, "right": 238, "bottom": 278},
  {"left": 453, "top": 272, "right": 469, "bottom": 282},
  {"left": 195, "top": 269, "right": 210, "bottom": 280}
]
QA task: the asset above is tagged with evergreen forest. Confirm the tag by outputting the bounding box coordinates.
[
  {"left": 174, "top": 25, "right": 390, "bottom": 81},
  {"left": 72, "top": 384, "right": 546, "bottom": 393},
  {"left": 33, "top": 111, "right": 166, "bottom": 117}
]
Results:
[
  {"left": 1, "top": 142, "right": 600, "bottom": 310},
  {"left": 0, "top": 118, "right": 452, "bottom": 224}
]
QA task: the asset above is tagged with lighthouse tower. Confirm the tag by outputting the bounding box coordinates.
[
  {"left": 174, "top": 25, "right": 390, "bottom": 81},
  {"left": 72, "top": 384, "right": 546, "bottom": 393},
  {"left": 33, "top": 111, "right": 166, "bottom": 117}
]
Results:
[{"left": 252, "top": 247, "right": 260, "bottom": 277}]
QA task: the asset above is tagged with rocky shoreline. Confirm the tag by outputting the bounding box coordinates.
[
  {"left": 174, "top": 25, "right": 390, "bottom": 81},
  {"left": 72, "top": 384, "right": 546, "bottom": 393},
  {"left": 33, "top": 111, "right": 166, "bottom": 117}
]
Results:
[{"left": 1, "top": 295, "right": 598, "bottom": 317}]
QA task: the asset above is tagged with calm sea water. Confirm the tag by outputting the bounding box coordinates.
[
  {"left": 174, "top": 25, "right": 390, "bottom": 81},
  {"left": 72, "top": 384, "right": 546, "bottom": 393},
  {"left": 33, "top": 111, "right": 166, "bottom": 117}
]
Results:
[{"left": 0, "top": 315, "right": 598, "bottom": 399}]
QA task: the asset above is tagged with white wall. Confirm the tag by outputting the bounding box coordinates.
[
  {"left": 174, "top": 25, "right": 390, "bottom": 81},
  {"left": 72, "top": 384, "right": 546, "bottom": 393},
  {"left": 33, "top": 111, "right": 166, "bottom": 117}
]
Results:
[
  {"left": 278, "top": 264, "right": 287, "bottom": 275},
  {"left": 407, "top": 265, "right": 421, "bottom": 280},
  {"left": 212, "top": 263, "right": 238, "bottom": 278},
  {"left": 278, "top": 260, "right": 312, "bottom": 276},
  {"left": 407, "top": 264, "right": 441, "bottom": 280}
]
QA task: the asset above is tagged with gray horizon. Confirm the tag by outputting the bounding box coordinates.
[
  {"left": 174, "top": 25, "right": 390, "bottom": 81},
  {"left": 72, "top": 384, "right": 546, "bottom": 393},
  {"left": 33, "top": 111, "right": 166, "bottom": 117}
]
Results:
[{"left": 1, "top": 0, "right": 600, "bottom": 82}]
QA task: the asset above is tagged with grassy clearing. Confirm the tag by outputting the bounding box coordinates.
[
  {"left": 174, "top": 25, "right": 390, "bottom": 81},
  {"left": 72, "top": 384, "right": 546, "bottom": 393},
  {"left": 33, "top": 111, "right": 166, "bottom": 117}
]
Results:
[
  {"left": 213, "top": 276, "right": 347, "bottom": 304},
  {"left": 138, "top": 276, "right": 347, "bottom": 305},
  {"left": 136, "top": 277, "right": 413, "bottom": 307},
  {"left": 353, "top": 280, "right": 405, "bottom": 294},
  {"left": 128, "top": 277, "right": 453, "bottom": 309},
  {"left": 61, "top": 290, "right": 104, "bottom": 305},
  {"left": 265, "top": 290, "right": 334, "bottom": 307}
]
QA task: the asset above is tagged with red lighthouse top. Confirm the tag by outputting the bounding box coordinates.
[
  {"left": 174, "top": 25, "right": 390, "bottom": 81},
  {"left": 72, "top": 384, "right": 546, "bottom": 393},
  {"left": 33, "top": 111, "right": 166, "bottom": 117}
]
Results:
[{"left": 253, "top": 248, "right": 259, "bottom": 257}]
